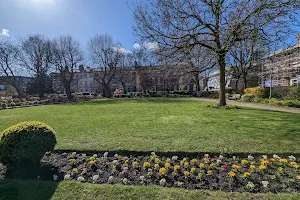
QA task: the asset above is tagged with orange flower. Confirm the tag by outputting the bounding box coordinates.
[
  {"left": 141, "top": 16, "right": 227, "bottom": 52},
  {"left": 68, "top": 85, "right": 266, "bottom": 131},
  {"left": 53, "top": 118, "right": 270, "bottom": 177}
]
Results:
[
  {"left": 183, "top": 171, "right": 190, "bottom": 177},
  {"left": 143, "top": 162, "right": 151, "bottom": 168}
]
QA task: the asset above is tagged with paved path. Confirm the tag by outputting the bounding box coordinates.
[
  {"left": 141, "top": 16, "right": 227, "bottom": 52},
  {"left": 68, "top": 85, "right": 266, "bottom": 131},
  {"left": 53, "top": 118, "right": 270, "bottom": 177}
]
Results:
[{"left": 197, "top": 98, "right": 300, "bottom": 114}]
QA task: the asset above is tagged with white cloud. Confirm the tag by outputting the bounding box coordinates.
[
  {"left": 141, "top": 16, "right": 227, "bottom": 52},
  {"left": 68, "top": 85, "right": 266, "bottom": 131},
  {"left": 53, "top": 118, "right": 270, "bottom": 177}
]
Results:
[
  {"left": 0, "top": 29, "right": 10, "bottom": 37},
  {"left": 113, "top": 46, "right": 132, "bottom": 54},
  {"left": 133, "top": 43, "right": 141, "bottom": 50},
  {"left": 143, "top": 42, "right": 159, "bottom": 51}
]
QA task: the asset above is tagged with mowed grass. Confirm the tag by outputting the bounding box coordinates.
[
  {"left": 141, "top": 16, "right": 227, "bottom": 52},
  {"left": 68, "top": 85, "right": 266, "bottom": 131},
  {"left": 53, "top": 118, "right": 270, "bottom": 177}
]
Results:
[
  {"left": 1, "top": 179, "right": 300, "bottom": 200},
  {"left": 0, "top": 98, "right": 300, "bottom": 154}
]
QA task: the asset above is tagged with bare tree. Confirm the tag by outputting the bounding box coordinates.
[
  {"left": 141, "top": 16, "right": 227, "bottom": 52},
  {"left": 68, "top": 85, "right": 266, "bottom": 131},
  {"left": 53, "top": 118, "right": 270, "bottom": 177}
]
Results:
[
  {"left": 134, "top": 0, "right": 300, "bottom": 105},
  {"left": 18, "top": 34, "right": 53, "bottom": 97},
  {"left": 182, "top": 47, "right": 217, "bottom": 92},
  {"left": 51, "top": 36, "right": 83, "bottom": 99},
  {"left": 0, "top": 40, "right": 25, "bottom": 97},
  {"left": 116, "top": 53, "right": 135, "bottom": 94},
  {"left": 88, "top": 34, "right": 122, "bottom": 97},
  {"left": 228, "top": 31, "right": 266, "bottom": 90},
  {"left": 19, "top": 34, "right": 52, "bottom": 75},
  {"left": 139, "top": 68, "right": 153, "bottom": 91}
]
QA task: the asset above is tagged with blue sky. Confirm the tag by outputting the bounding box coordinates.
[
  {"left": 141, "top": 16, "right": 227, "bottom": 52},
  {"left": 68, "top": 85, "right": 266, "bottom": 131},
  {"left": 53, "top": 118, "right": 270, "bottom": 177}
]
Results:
[
  {"left": 0, "top": 0, "right": 137, "bottom": 52},
  {"left": 0, "top": 0, "right": 299, "bottom": 53}
]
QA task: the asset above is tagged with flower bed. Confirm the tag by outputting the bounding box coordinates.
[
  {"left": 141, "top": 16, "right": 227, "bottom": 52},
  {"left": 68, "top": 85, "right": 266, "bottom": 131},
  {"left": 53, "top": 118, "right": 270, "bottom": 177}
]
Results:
[
  {"left": 0, "top": 94, "right": 97, "bottom": 110},
  {"left": 1, "top": 152, "right": 299, "bottom": 193}
]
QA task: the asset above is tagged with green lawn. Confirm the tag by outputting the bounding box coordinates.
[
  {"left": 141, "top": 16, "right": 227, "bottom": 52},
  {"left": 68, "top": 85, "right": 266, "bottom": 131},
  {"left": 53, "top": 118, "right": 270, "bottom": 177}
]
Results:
[
  {"left": 1, "top": 179, "right": 300, "bottom": 200},
  {"left": 0, "top": 98, "right": 300, "bottom": 154}
]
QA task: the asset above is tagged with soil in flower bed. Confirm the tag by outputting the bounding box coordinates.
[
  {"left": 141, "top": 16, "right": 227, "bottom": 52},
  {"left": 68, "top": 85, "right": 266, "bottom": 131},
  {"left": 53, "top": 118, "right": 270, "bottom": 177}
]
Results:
[{"left": 0, "top": 152, "right": 299, "bottom": 193}]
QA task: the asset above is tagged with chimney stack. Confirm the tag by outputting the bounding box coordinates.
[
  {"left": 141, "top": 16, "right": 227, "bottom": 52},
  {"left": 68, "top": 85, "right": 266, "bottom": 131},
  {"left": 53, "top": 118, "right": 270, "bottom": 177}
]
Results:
[{"left": 79, "top": 65, "right": 84, "bottom": 72}]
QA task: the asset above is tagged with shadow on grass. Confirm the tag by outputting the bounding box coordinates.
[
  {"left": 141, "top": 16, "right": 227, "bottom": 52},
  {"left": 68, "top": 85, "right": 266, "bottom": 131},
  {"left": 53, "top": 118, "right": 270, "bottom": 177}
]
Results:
[
  {"left": 0, "top": 179, "right": 58, "bottom": 200},
  {"left": 53, "top": 149, "right": 300, "bottom": 159},
  {"left": 0, "top": 163, "right": 61, "bottom": 200},
  {"left": 71, "top": 97, "right": 198, "bottom": 106}
]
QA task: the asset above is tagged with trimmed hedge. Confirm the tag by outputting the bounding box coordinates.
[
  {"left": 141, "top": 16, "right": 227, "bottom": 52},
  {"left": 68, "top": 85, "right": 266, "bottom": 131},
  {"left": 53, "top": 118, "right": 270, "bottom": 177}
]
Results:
[{"left": 0, "top": 121, "right": 57, "bottom": 166}]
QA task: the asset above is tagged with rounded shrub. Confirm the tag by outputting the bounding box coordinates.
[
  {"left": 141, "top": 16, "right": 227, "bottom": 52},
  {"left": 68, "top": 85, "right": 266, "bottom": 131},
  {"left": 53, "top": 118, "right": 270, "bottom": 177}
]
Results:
[{"left": 0, "top": 121, "right": 56, "bottom": 166}]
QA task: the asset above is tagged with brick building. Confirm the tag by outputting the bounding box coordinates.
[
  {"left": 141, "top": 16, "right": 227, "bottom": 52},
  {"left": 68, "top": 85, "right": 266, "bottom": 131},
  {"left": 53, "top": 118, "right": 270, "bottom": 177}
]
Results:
[
  {"left": 258, "top": 34, "right": 300, "bottom": 87},
  {"left": 50, "top": 65, "right": 195, "bottom": 95}
]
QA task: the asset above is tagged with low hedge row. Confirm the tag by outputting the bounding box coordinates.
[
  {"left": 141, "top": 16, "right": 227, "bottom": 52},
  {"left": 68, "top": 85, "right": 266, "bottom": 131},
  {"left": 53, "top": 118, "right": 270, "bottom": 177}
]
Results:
[{"left": 240, "top": 96, "right": 300, "bottom": 108}]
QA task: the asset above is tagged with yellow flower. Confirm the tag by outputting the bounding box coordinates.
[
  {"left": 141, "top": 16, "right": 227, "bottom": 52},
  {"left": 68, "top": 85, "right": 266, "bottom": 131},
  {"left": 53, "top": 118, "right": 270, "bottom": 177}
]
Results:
[
  {"left": 124, "top": 159, "right": 129, "bottom": 163},
  {"left": 82, "top": 168, "right": 87, "bottom": 171},
  {"left": 72, "top": 168, "right": 78, "bottom": 173},
  {"left": 183, "top": 171, "right": 190, "bottom": 176},
  {"left": 154, "top": 164, "right": 159, "bottom": 169},
  {"left": 209, "top": 163, "right": 216, "bottom": 169},
  {"left": 199, "top": 163, "right": 205, "bottom": 169},
  {"left": 232, "top": 165, "right": 241, "bottom": 170},
  {"left": 89, "top": 156, "right": 96, "bottom": 161},
  {"left": 243, "top": 172, "right": 250, "bottom": 178},
  {"left": 290, "top": 162, "right": 299, "bottom": 169},
  {"left": 293, "top": 164, "right": 299, "bottom": 169},
  {"left": 143, "top": 162, "right": 151, "bottom": 168},
  {"left": 260, "top": 160, "right": 268, "bottom": 166},
  {"left": 259, "top": 165, "right": 267, "bottom": 170},
  {"left": 278, "top": 167, "right": 284, "bottom": 173},
  {"left": 184, "top": 162, "right": 189, "bottom": 167},
  {"left": 183, "top": 157, "right": 188, "bottom": 162},
  {"left": 89, "top": 160, "right": 96, "bottom": 165},
  {"left": 207, "top": 170, "right": 213, "bottom": 175},
  {"left": 159, "top": 167, "right": 167, "bottom": 176},
  {"left": 190, "top": 167, "right": 196, "bottom": 173},
  {"left": 174, "top": 165, "right": 180, "bottom": 171},
  {"left": 228, "top": 171, "right": 236, "bottom": 177},
  {"left": 204, "top": 158, "right": 210, "bottom": 163},
  {"left": 155, "top": 158, "right": 160, "bottom": 163},
  {"left": 241, "top": 159, "right": 249, "bottom": 166},
  {"left": 250, "top": 165, "right": 256, "bottom": 170},
  {"left": 164, "top": 162, "right": 171, "bottom": 168},
  {"left": 290, "top": 161, "right": 297, "bottom": 166},
  {"left": 270, "top": 158, "right": 276, "bottom": 162},
  {"left": 296, "top": 175, "right": 300, "bottom": 180},
  {"left": 190, "top": 159, "right": 197, "bottom": 165},
  {"left": 280, "top": 159, "right": 288, "bottom": 164}
]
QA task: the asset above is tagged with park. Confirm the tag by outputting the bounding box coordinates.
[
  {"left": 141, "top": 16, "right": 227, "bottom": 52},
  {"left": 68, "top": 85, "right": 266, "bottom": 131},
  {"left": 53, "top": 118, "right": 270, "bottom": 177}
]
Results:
[
  {"left": 1, "top": 0, "right": 300, "bottom": 199},
  {"left": 0, "top": 97, "right": 300, "bottom": 199}
]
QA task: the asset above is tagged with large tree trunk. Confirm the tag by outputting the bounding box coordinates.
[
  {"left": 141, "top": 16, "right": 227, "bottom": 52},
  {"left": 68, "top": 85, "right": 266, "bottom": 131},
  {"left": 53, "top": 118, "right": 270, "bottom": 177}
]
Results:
[
  {"left": 64, "top": 83, "right": 72, "bottom": 100},
  {"left": 218, "top": 53, "right": 226, "bottom": 106},
  {"left": 37, "top": 78, "right": 45, "bottom": 98},
  {"left": 243, "top": 75, "right": 248, "bottom": 89},
  {"left": 103, "top": 85, "right": 112, "bottom": 98},
  {"left": 235, "top": 78, "right": 239, "bottom": 92},
  {"left": 121, "top": 83, "right": 127, "bottom": 94},
  {"left": 12, "top": 84, "right": 25, "bottom": 98},
  {"left": 195, "top": 73, "right": 200, "bottom": 91}
]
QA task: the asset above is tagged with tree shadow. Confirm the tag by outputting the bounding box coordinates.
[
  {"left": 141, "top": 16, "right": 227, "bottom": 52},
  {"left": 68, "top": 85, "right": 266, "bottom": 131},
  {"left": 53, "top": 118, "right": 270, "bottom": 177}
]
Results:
[
  {"left": 0, "top": 163, "right": 60, "bottom": 200},
  {"left": 0, "top": 179, "right": 58, "bottom": 200},
  {"left": 69, "top": 97, "right": 197, "bottom": 106}
]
